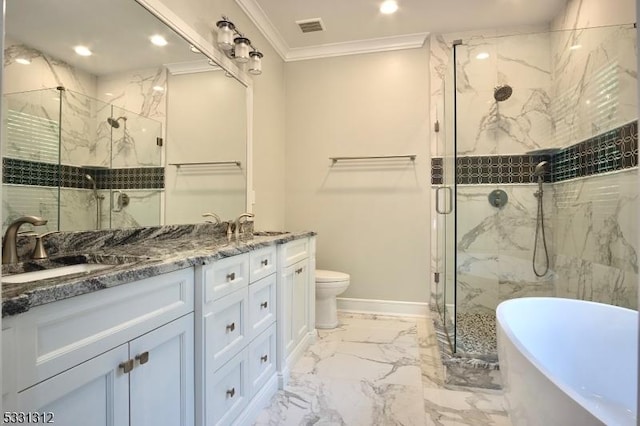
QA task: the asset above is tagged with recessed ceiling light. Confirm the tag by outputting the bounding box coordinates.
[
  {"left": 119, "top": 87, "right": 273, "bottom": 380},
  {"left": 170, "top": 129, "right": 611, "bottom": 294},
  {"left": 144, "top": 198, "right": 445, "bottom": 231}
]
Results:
[
  {"left": 16, "top": 58, "right": 31, "bottom": 65},
  {"left": 380, "top": 0, "right": 398, "bottom": 14},
  {"left": 150, "top": 35, "right": 168, "bottom": 47},
  {"left": 152, "top": 85, "right": 165, "bottom": 92},
  {"left": 476, "top": 52, "right": 490, "bottom": 60},
  {"left": 569, "top": 44, "right": 582, "bottom": 50},
  {"left": 104, "top": 92, "right": 114, "bottom": 97},
  {"left": 74, "top": 46, "right": 92, "bottom": 56}
]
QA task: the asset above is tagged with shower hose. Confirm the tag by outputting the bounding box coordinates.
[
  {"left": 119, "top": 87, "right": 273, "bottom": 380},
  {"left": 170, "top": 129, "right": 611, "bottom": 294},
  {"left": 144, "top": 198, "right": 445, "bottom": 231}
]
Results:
[{"left": 533, "top": 185, "right": 549, "bottom": 277}]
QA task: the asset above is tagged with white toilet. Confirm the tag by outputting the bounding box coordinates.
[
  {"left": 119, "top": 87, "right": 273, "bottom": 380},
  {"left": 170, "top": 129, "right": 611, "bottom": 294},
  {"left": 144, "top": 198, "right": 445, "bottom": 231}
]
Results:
[{"left": 315, "top": 269, "right": 350, "bottom": 329}]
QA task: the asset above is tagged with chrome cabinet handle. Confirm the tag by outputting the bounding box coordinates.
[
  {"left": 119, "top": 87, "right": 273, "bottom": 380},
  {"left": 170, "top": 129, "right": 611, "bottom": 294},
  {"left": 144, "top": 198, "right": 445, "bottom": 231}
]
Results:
[
  {"left": 119, "top": 359, "right": 134, "bottom": 373},
  {"left": 226, "top": 388, "right": 236, "bottom": 398},
  {"left": 260, "top": 354, "right": 268, "bottom": 363},
  {"left": 226, "top": 322, "right": 236, "bottom": 332},
  {"left": 261, "top": 259, "right": 269, "bottom": 266},
  {"left": 226, "top": 272, "right": 236, "bottom": 281},
  {"left": 435, "top": 186, "right": 453, "bottom": 214},
  {"left": 260, "top": 301, "right": 268, "bottom": 309},
  {"left": 135, "top": 351, "right": 149, "bottom": 365}
]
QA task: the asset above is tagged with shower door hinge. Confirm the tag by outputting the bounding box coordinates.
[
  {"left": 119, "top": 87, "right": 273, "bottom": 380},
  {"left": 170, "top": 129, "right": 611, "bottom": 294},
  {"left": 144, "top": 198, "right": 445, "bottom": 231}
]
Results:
[
  {"left": 434, "top": 120, "right": 440, "bottom": 133},
  {"left": 156, "top": 137, "right": 163, "bottom": 147},
  {"left": 434, "top": 272, "right": 440, "bottom": 284}
]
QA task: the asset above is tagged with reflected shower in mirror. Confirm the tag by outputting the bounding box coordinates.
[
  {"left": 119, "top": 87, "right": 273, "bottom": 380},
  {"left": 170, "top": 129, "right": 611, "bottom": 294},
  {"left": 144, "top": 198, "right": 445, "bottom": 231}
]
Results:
[{"left": 2, "top": 0, "right": 248, "bottom": 233}]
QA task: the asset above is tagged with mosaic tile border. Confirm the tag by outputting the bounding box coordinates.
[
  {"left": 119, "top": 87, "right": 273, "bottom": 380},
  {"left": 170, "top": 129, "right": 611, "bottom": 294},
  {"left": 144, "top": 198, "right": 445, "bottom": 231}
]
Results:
[
  {"left": 431, "top": 121, "right": 638, "bottom": 185},
  {"left": 3, "top": 158, "right": 164, "bottom": 190}
]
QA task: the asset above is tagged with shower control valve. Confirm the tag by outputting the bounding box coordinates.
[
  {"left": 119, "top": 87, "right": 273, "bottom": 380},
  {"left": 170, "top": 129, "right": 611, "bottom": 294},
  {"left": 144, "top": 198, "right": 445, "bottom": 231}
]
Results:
[{"left": 488, "top": 189, "right": 508, "bottom": 208}]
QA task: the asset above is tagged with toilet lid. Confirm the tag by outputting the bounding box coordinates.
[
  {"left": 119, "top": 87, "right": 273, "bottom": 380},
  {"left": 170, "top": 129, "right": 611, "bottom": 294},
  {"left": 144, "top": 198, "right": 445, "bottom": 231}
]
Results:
[{"left": 316, "top": 269, "right": 350, "bottom": 283}]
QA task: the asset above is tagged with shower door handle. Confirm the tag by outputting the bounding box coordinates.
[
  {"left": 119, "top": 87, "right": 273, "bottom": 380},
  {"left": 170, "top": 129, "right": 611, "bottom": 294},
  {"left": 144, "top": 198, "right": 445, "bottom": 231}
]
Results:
[{"left": 435, "top": 186, "right": 453, "bottom": 214}]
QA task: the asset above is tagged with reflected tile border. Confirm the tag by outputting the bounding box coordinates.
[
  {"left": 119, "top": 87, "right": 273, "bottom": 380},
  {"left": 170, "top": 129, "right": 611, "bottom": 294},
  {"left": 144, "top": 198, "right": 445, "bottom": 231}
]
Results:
[{"left": 3, "top": 157, "right": 164, "bottom": 190}]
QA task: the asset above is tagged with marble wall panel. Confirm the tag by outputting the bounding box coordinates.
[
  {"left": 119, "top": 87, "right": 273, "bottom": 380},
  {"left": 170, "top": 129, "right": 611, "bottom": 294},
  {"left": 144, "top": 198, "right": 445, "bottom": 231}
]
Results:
[
  {"left": 2, "top": 185, "right": 59, "bottom": 232},
  {"left": 109, "top": 190, "right": 162, "bottom": 229}
]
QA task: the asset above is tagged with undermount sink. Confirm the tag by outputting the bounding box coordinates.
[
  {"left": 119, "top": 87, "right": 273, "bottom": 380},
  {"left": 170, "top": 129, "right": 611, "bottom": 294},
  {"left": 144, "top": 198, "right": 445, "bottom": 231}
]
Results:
[
  {"left": 1, "top": 254, "right": 148, "bottom": 284},
  {"left": 2, "top": 263, "right": 113, "bottom": 283}
]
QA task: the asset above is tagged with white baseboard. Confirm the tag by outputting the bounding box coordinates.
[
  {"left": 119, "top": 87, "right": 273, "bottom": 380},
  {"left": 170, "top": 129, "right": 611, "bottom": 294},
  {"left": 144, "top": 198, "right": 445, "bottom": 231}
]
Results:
[{"left": 337, "top": 297, "right": 429, "bottom": 317}]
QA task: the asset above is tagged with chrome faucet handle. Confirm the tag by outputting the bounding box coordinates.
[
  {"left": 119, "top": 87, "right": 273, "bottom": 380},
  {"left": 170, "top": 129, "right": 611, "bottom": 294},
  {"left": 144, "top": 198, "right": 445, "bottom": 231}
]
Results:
[
  {"left": 202, "top": 212, "right": 222, "bottom": 224},
  {"left": 32, "top": 231, "right": 58, "bottom": 260},
  {"left": 234, "top": 213, "right": 255, "bottom": 240},
  {"left": 2, "top": 216, "right": 48, "bottom": 264}
]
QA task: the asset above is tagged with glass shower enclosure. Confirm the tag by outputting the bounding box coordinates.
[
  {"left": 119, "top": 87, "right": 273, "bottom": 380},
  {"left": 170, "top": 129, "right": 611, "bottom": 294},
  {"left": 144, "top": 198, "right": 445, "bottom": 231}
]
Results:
[
  {"left": 2, "top": 87, "right": 163, "bottom": 232},
  {"left": 434, "top": 24, "right": 638, "bottom": 361}
]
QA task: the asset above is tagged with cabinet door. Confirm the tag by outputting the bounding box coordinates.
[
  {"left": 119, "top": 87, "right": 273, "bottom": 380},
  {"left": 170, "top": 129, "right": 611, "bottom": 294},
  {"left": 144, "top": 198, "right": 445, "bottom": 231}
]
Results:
[
  {"left": 130, "top": 313, "right": 194, "bottom": 426},
  {"left": 292, "top": 260, "right": 309, "bottom": 343},
  {"left": 15, "top": 344, "right": 129, "bottom": 426},
  {"left": 280, "top": 263, "right": 296, "bottom": 356}
]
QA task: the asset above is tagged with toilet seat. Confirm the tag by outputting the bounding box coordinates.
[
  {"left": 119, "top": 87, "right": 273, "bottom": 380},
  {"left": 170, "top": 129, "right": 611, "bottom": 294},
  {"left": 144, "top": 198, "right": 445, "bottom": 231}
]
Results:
[{"left": 316, "top": 269, "right": 350, "bottom": 283}]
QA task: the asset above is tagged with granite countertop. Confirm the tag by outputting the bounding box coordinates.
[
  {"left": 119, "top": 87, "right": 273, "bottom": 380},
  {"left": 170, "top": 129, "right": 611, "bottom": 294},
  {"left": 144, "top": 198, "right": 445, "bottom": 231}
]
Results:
[{"left": 2, "top": 225, "right": 315, "bottom": 317}]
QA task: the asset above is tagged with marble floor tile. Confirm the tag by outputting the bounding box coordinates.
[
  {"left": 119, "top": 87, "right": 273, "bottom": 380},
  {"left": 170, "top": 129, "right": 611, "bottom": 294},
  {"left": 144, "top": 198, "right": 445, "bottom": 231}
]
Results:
[{"left": 255, "top": 312, "right": 511, "bottom": 426}]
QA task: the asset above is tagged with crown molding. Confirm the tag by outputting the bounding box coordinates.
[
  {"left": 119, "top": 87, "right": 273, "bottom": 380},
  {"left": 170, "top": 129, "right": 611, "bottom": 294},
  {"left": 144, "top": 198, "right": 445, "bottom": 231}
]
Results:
[
  {"left": 234, "top": 0, "right": 428, "bottom": 62},
  {"left": 164, "top": 59, "right": 222, "bottom": 75},
  {"left": 285, "top": 33, "right": 429, "bottom": 62},
  {"left": 234, "top": 0, "right": 289, "bottom": 60}
]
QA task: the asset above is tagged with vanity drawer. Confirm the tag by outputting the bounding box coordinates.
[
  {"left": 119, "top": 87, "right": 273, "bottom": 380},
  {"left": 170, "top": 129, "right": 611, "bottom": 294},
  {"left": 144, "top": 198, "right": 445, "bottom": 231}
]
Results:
[
  {"left": 202, "top": 254, "right": 249, "bottom": 303},
  {"left": 207, "top": 349, "right": 249, "bottom": 426},
  {"left": 249, "top": 246, "right": 276, "bottom": 283},
  {"left": 247, "top": 274, "right": 277, "bottom": 339},
  {"left": 248, "top": 323, "right": 276, "bottom": 398},
  {"left": 204, "top": 288, "right": 248, "bottom": 370},
  {"left": 282, "top": 238, "right": 309, "bottom": 267}
]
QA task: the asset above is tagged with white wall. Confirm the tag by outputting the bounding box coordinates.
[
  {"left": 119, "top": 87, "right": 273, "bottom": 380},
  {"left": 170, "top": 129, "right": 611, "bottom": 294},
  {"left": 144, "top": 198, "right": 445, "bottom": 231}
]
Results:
[
  {"left": 158, "top": 0, "right": 286, "bottom": 230},
  {"left": 284, "top": 48, "right": 431, "bottom": 302}
]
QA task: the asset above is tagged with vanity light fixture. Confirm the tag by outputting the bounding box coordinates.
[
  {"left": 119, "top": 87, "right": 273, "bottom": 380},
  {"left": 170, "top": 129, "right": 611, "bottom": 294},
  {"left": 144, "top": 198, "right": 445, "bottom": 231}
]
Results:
[
  {"left": 74, "top": 45, "right": 92, "bottom": 56},
  {"left": 380, "top": 0, "right": 398, "bottom": 14},
  {"left": 15, "top": 58, "right": 31, "bottom": 65},
  {"left": 152, "top": 85, "right": 165, "bottom": 92},
  {"left": 476, "top": 52, "right": 490, "bottom": 60},
  {"left": 215, "top": 16, "right": 264, "bottom": 74},
  {"left": 150, "top": 35, "right": 168, "bottom": 47},
  {"left": 248, "top": 51, "right": 263, "bottom": 75}
]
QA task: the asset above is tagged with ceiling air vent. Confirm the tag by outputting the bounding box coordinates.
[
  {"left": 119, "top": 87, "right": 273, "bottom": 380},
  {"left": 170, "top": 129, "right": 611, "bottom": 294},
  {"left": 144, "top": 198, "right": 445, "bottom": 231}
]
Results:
[{"left": 296, "top": 18, "right": 325, "bottom": 33}]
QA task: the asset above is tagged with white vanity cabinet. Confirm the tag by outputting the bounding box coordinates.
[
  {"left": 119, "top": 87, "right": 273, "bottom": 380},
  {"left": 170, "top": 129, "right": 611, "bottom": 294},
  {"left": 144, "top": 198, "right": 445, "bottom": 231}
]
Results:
[
  {"left": 276, "top": 236, "right": 316, "bottom": 387},
  {"left": 195, "top": 246, "right": 279, "bottom": 426},
  {"left": 2, "top": 268, "right": 195, "bottom": 426}
]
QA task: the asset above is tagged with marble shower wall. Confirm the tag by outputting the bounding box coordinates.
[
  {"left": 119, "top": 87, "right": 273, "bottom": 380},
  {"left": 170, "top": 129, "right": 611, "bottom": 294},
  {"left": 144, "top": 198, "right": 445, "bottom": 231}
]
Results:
[{"left": 429, "top": 22, "right": 638, "bottom": 316}]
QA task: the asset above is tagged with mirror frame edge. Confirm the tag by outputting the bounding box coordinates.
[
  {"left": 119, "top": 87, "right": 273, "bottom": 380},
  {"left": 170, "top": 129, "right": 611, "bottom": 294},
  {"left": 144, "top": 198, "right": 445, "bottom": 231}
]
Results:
[{"left": 135, "top": 0, "right": 255, "bottom": 215}]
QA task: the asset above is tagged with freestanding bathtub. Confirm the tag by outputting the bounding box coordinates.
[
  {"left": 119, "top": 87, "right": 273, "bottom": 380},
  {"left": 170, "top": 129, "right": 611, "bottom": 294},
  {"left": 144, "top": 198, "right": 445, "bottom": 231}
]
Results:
[{"left": 497, "top": 297, "right": 637, "bottom": 426}]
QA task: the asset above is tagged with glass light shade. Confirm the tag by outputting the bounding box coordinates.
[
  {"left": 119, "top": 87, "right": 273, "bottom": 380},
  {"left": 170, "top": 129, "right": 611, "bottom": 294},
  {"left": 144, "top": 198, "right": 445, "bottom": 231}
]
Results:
[
  {"left": 248, "top": 51, "right": 263, "bottom": 75},
  {"left": 234, "top": 37, "right": 250, "bottom": 63},
  {"left": 216, "top": 20, "right": 235, "bottom": 51}
]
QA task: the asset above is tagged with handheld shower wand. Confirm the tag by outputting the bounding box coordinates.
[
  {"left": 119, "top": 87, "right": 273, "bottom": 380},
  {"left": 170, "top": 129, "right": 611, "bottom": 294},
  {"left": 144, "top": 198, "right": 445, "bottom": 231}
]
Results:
[
  {"left": 85, "top": 174, "right": 105, "bottom": 230},
  {"left": 532, "top": 161, "right": 549, "bottom": 277}
]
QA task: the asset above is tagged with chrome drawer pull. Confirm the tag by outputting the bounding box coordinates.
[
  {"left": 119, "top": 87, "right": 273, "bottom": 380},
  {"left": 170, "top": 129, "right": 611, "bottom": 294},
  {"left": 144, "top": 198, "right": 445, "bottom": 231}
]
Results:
[
  {"left": 260, "top": 354, "right": 268, "bottom": 363},
  {"left": 226, "top": 388, "right": 236, "bottom": 398},
  {"left": 260, "top": 301, "right": 268, "bottom": 309},
  {"left": 226, "top": 272, "right": 236, "bottom": 281},
  {"left": 226, "top": 322, "right": 236, "bottom": 332},
  {"left": 135, "top": 351, "right": 149, "bottom": 365},
  {"left": 261, "top": 259, "right": 269, "bottom": 266},
  {"left": 119, "top": 359, "right": 134, "bottom": 374}
]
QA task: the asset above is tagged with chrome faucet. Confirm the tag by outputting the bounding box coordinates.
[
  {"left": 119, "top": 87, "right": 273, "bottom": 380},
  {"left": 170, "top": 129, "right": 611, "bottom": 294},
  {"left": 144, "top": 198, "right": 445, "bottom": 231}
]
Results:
[
  {"left": 202, "top": 212, "right": 222, "bottom": 224},
  {"left": 235, "top": 213, "right": 255, "bottom": 240},
  {"left": 2, "top": 216, "right": 48, "bottom": 264}
]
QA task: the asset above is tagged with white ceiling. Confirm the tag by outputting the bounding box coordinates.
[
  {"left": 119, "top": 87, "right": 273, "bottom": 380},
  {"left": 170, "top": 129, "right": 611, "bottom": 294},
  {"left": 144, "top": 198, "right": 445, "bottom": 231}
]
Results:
[{"left": 236, "top": 0, "right": 569, "bottom": 61}]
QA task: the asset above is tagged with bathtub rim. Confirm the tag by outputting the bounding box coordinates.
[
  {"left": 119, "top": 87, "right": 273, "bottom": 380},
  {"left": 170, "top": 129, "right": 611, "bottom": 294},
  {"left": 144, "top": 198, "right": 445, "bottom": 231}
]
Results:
[{"left": 496, "top": 296, "right": 638, "bottom": 425}]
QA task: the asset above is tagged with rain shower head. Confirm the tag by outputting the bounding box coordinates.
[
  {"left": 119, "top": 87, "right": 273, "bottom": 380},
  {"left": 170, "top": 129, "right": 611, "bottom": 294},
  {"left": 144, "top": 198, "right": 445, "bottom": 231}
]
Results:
[
  {"left": 534, "top": 161, "right": 548, "bottom": 177},
  {"left": 494, "top": 85, "right": 513, "bottom": 102},
  {"left": 107, "top": 116, "right": 127, "bottom": 129}
]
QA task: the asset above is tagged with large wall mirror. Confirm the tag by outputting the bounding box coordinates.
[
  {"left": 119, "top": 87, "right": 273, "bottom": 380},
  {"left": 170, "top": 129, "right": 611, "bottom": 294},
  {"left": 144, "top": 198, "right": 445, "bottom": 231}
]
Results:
[{"left": 2, "top": 0, "right": 248, "bottom": 233}]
